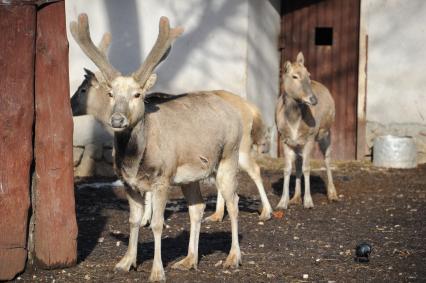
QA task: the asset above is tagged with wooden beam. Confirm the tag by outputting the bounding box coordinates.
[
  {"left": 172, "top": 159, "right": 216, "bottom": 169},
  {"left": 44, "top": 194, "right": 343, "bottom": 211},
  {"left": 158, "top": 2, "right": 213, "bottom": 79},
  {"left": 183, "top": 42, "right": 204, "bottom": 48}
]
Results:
[
  {"left": 33, "top": 0, "right": 78, "bottom": 268},
  {"left": 0, "top": 5, "right": 36, "bottom": 280},
  {"left": 356, "top": 0, "right": 368, "bottom": 160}
]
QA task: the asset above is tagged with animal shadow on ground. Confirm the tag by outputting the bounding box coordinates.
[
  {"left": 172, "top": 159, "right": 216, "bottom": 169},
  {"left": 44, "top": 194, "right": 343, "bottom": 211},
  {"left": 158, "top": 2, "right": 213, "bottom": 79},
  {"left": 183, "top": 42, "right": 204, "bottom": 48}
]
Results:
[
  {"left": 271, "top": 174, "right": 327, "bottom": 198},
  {"left": 76, "top": 184, "right": 244, "bottom": 266},
  {"left": 75, "top": 186, "right": 129, "bottom": 262},
  {"left": 112, "top": 231, "right": 240, "bottom": 267}
]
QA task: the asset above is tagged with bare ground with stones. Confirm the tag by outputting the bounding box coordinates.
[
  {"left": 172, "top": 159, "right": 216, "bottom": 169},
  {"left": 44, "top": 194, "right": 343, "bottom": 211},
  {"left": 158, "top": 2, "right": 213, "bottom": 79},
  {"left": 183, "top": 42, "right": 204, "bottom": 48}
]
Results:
[{"left": 16, "top": 159, "right": 426, "bottom": 282}]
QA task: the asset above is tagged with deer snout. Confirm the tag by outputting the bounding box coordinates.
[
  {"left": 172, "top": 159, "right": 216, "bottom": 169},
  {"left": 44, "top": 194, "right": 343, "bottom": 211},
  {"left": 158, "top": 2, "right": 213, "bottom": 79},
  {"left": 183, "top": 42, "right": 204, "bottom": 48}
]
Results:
[
  {"left": 110, "top": 113, "right": 129, "bottom": 129},
  {"left": 308, "top": 95, "right": 318, "bottom": 106}
]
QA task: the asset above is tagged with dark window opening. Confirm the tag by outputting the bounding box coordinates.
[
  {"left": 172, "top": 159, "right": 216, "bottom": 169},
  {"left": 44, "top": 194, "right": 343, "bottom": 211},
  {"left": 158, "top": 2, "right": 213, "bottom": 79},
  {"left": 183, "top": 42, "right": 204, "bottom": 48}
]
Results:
[{"left": 315, "top": 27, "right": 333, "bottom": 46}]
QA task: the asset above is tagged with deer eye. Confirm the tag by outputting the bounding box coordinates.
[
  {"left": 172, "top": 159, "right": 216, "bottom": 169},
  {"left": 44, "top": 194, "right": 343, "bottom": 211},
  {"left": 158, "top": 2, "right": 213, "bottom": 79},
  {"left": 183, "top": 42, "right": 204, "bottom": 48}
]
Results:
[
  {"left": 107, "top": 92, "right": 113, "bottom": 98},
  {"left": 134, "top": 93, "right": 141, "bottom": 98},
  {"left": 292, "top": 75, "right": 299, "bottom": 79}
]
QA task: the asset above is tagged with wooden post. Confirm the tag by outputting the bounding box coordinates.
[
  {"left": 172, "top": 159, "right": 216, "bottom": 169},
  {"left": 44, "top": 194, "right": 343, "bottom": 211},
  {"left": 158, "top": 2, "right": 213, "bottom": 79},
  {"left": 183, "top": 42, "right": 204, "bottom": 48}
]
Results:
[
  {"left": 33, "top": 0, "right": 78, "bottom": 268},
  {"left": 0, "top": 5, "right": 36, "bottom": 280}
]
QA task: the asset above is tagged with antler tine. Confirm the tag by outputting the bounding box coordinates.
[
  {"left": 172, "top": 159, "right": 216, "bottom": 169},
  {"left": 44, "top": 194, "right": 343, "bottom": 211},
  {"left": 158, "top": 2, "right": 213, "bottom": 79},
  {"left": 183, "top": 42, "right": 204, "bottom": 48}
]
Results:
[
  {"left": 98, "top": 32, "right": 112, "bottom": 55},
  {"left": 70, "top": 14, "right": 120, "bottom": 82},
  {"left": 133, "top": 16, "right": 184, "bottom": 85}
]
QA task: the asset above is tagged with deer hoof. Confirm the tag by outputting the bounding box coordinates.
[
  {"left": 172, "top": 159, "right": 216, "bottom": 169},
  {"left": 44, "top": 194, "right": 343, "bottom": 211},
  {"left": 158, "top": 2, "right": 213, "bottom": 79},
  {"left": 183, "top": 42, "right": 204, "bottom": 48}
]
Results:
[
  {"left": 289, "top": 195, "right": 302, "bottom": 205},
  {"left": 172, "top": 255, "right": 197, "bottom": 271},
  {"left": 276, "top": 199, "right": 289, "bottom": 210},
  {"left": 149, "top": 266, "right": 166, "bottom": 282},
  {"left": 114, "top": 255, "right": 136, "bottom": 272},
  {"left": 327, "top": 191, "right": 339, "bottom": 202},
  {"left": 204, "top": 212, "right": 224, "bottom": 222},
  {"left": 223, "top": 252, "right": 241, "bottom": 269},
  {"left": 303, "top": 199, "right": 314, "bottom": 209},
  {"left": 259, "top": 207, "right": 272, "bottom": 221}
]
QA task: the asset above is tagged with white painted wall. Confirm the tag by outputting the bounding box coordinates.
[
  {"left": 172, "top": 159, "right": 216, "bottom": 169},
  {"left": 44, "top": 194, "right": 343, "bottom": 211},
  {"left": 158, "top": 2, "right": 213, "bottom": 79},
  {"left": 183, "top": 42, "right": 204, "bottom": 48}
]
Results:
[
  {"left": 67, "top": 0, "right": 249, "bottom": 97},
  {"left": 363, "top": 0, "right": 426, "bottom": 125},
  {"left": 66, "top": 0, "right": 281, "bottom": 155},
  {"left": 362, "top": 0, "right": 426, "bottom": 162},
  {"left": 247, "top": 0, "right": 281, "bottom": 155}
]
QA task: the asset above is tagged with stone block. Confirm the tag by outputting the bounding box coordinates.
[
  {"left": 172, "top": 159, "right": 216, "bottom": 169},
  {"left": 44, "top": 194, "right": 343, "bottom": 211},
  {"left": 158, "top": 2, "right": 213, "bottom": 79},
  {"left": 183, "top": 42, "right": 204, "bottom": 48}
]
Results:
[{"left": 73, "top": 147, "right": 84, "bottom": 166}]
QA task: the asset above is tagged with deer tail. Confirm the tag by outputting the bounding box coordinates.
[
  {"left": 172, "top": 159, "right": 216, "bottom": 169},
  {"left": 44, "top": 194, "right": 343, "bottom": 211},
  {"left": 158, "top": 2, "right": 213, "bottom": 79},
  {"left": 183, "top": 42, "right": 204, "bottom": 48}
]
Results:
[{"left": 250, "top": 106, "right": 267, "bottom": 146}]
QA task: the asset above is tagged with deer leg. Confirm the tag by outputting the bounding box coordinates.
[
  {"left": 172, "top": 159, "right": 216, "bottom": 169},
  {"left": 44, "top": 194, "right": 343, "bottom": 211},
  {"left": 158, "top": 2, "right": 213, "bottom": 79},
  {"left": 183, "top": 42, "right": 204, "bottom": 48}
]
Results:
[
  {"left": 277, "top": 144, "right": 295, "bottom": 209},
  {"left": 289, "top": 154, "right": 303, "bottom": 205},
  {"left": 216, "top": 155, "right": 241, "bottom": 268},
  {"left": 149, "top": 184, "right": 168, "bottom": 282},
  {"left": 141, "top": 191, "right": 152, "bottom": 226},
  {"left": 239, "top": 152, "right": 272, "bottom": 221},
  {"left": 115, "top": 186, "right": 144, "bottom": 272},
  {"left": 204, "top": 190, "right": 225, "bottom": 222},
  {"left": 319, "top": 134, "right": 338, "bottom": 201},
  {"left": 172, "top": 182, "right": 205, "bottom": 271},
  {"left": 302, "top": 140, "right": 315, "bottom": 209}
]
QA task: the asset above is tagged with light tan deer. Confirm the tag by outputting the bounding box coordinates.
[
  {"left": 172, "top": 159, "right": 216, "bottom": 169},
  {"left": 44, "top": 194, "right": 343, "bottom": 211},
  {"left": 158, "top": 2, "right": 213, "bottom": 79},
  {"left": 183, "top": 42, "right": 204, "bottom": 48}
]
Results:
[
  {"left": 70, "top": 14, "right": 243, "bottom": 282},
  {"left": 204, "top": 91, "right": 273, "bottom": 221},
  {"left": 275, "top": 52, "right": 338, "bottom": 209},
  {"left": 73, "top": 76, "right": 273, "bottom": 223}
]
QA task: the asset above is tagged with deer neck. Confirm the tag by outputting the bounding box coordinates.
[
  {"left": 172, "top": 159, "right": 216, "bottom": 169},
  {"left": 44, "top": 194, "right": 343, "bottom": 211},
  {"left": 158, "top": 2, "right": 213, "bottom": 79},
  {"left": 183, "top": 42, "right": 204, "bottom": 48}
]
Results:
[
  {"left": 284, "top": 96, "right": 303, "bottom": 124},
  {"left": 114, "top": 118, "right": 147, "bottom": 179}
]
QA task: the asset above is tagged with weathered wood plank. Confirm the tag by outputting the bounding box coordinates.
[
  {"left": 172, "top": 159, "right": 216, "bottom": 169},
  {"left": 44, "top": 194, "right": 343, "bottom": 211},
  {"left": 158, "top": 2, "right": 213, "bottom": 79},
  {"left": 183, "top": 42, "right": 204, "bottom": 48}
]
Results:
[
  {"left": 33, "top": 0, "right": 77, "bottom": 268},
  {"left": 0, "top": 5, "right": 36, "bottom": 280}
]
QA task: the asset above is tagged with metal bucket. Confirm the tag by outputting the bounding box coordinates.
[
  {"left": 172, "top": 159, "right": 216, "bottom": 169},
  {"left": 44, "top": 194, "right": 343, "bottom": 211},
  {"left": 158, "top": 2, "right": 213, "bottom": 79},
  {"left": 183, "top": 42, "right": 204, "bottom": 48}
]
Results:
[{"left": 373, "top": 135, "right": 417, "bottom": 168}]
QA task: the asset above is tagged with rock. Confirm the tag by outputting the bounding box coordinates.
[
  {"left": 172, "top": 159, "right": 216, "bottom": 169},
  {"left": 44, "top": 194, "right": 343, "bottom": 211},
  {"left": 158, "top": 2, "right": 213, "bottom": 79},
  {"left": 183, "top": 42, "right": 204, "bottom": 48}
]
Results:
[
  {"left": 95, "top": 161, "right": 116, "bottom": 178},
  {"left": 73, "top": 115, "right": 112, "bottom": 146},
  {"left": 103, "top": 148, "right": 114, "bottom": 164},
  {"left": 73, "top": 147, "right": 84, "bottom": 166},
  {"left": 74, "top": 152, "right": 96, "bottom": 178},
  {"left": 85, "top": 144, "right": 103, "bottom": 161}
]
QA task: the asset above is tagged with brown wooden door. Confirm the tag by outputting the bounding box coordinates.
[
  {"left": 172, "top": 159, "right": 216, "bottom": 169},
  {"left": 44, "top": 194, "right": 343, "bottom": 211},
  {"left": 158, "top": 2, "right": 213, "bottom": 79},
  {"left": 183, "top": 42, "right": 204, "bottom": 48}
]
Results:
[{"left": 280, "top": 0, "right": 360, "bottom": 160}]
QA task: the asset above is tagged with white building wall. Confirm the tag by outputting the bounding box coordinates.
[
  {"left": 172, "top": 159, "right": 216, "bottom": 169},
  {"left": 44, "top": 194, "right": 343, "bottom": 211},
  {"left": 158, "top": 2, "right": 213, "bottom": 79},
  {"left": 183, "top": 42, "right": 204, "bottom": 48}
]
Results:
[
  {"left": 66, "top": 0, "right": 250, "bottom": 96},
  {"left": 247, "top": 0, "right": 281, "bottom": 156},
  {"left": 362, "top": 0, "right": 426, "bottom": 162}
]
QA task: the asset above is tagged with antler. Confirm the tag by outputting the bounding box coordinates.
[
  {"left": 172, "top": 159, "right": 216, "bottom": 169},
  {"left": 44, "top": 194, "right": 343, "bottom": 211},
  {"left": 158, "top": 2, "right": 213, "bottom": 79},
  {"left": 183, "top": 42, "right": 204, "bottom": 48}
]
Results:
[
  {"left": 132, "top": 16, "right": 184, "bottom": 85},
  {"left": 98, "top": 32, "right": 112, "bottom": 55},
  {"left": 70, "top": 14, "right": 121, "bottom": 82}
]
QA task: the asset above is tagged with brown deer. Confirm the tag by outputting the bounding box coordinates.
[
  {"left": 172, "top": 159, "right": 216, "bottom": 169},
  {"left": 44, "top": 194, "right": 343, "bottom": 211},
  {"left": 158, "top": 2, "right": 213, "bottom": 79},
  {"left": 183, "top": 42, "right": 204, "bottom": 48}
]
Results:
[
  {"left": 72, "top": 72, "right": 273, "bottom": 223},
  {"left": 70, "top": 14, "right": 242, "bottom": 282},
  {"left": 275, "top": 52, "right": 338, "bottom": 209}
]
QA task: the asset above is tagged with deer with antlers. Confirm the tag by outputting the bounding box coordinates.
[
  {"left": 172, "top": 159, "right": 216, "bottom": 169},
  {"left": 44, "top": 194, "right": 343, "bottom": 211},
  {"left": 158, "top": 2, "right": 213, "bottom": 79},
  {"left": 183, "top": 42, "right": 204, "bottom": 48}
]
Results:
[
  {"left": 72, "top": 71, "right": 273, "bottom": 223},
  {"left": 71, "top": 27, "right": 273, "bottom": 223},
  {"left": 70, "top": 14, "right": 243, "bottom": 281},
  {"left": 275, "top": 52, "right": 338, "bottom": 209}
]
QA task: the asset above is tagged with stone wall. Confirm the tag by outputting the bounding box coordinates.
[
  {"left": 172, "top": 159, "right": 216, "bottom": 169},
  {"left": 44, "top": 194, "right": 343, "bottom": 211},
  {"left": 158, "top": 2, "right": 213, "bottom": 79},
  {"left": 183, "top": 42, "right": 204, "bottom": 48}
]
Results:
[
  {"left": 367, "top": 121, "right": 426, "bottom": 164},
  {"left": 73, "top": 116, "right": 115, "bottom": 178}
]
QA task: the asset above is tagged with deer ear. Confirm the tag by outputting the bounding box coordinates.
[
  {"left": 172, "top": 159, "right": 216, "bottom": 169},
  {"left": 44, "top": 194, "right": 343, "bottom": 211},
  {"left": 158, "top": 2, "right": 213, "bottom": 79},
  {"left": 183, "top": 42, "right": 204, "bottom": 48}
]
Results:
[
  {"left": 143, "top": 74, "right": 157, "bottom": 92},
  {"left": 296, "top": 52, "right": 304, "bottom": 66},
  {"left": 83, "top": 68, "right": 101, "bottom": 88},
  {"left": 284, "top": 61, "right": 292, "bottom": 73}
]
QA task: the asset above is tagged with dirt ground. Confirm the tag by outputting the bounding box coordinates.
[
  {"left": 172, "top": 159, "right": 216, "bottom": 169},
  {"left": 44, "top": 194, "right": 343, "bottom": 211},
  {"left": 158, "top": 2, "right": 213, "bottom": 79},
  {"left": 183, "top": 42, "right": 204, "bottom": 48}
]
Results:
[{"left": 16, "top": 159, "right": 426, "bottom": 282}]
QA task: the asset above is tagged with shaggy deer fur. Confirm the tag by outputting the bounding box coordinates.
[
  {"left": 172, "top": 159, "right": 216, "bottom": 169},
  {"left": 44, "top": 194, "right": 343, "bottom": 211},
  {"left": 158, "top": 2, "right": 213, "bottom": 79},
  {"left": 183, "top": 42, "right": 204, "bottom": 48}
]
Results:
[
  {"left": 275, "top": 52, "right": 338, "bottom": 209},
  {"left": 70, "top": 14, "right": 243, "bottom": 282}
]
